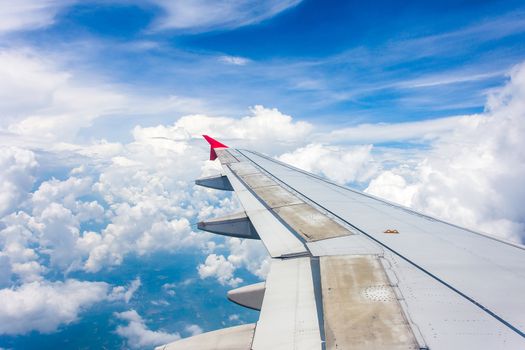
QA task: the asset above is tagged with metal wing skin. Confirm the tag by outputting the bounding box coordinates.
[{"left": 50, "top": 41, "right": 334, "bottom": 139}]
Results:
[{"left": 156, "top": 136, "right": 525, "bottom": 350}]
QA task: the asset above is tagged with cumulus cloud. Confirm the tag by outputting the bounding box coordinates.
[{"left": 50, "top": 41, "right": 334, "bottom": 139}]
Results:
[
  {"left": 115, "top": 309, "right": 181, "bottom": 349},
  {"left": 149, "top": 0, "right": 302, "bottom": 32},
  {"left": 198, "top": 238, "right": 269, "bottom": 287},
  {"left": 109, "top": 277, "right": 141, "bottom": 303},
  {"left": 80, "top": 134, "right": 227, "bottom": 271},
  {"left": 278, "top": 143, "right": 378, "bottom": 184},
  {"left": 225, "top": 238, "right": 269, "bottom": 280},
  {"left": 0, "top": 279, "right": 108, "bottom": 335},
  {"left": 365, "top": 62, "right": 525, "bottom": 243},
  {"left": 1, "top": 107, "right": 250, "bottom": 279},
  {"left": 0, "top": 278, "right": 146, "bottom": 335},
  {"left": 197, "top": 253, "right": 242, "bottom": 287},
  {"left": 174, "top": 105, "right": 313, "bottom": 154},
  {"left": 0, "top": 147, "right": 37, "bottom": 217},
  {"left": 0, "top": 174, "right": 105, "bottom": 277},
  {"left": 0, "top": 211, "right": 45, "bottom": 285},
  {"left": 185, "top": 324, "right": 203, "bottom": 336}
]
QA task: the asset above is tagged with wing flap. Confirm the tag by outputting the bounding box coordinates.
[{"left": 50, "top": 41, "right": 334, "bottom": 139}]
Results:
[
  {"left": 251, "top": 257, "right": 322, "bottom": 350},
  {"left": 155, "top": 324, "right": 255, "bottom": 350}
]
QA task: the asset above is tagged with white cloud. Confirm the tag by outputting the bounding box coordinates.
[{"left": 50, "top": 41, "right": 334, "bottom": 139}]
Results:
[
  {"left": 0, "top": 49, "right": 127, "bottom": 142},
  {"left": 36, "top": 202, "right": 82, "bottom": 269},
  {"left": 278, "top": 143, "right": 377, "bottom": 184},
  {"left": 198, "top": 238, "right": 269, "bottom": 287},
  {"left": 0, "top": 48, "right": 207, "bottom": 147},
  {"left": 0, "top": 147, "right": 37, "bottom": 217},
  {"left": 0, "top": 212, "right": 44, "bottom": 285},
  {"left": 185, "top": 324, "right": 203, "bottom": 336},
  {"left": 228, "top": 314, "right": 240, "bottom": 321},
  {"left": 0, "top": 277, "right": 149, "bottom": 335},
  {"left": 0, "top": 173, "right": 108, "bottom": 280},
  {"left": 219, "top": 55, "right": 250, "bottom": 66},
  {"left": 0, "top": 0, "right": 302, "bottom": 36},
  {"left": 162, "top": 282, "right": 177, "bottom": 296},
  {"left": 109, "top": 277, "right": 141, "bottom": 303},
  {"left": 197, "top": 253, "right": 242, "bottom": 287},
  {"left": 31, "top": 176, "right": 94, "bottom": 215},
  {"left": 365, "top": 170, "right": 418, "bottom": 207},
  {"left": 174, "top": 105, "right": 313, "bottom": 154},
  {"left": 225, "top": 238, "right": 269, "bottom": 280},
  {"left": 73, "top": 127, "right": 242, "bottom": 272},
  {"left": 3, "top": 107, "right": 253, "bottom": 277},
  {"left": 115, "top": 309, "right": 181, "bottom": 349},
  {"left": 365, "top": 62, "right": 525, "bottom": 243},
  {"left": 0, "top": 279, "right": 108, "bottom": 335},
  {"left": 149, "top": 0, "right": 302, "bottom": 32},
  {"left": 318, "top": 114, "right": 479, "bottom": 145},
  {"left": 0, "top": 0, "right": 73, "bottom": 35}
]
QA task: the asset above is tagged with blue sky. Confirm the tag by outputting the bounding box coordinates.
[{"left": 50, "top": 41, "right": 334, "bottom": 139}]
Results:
[
  {"left": 1, "top": 1, "right": 525, "bottom": 349},
  {"left": 9, "top": 0, "right": 525, "bottom": 132}
]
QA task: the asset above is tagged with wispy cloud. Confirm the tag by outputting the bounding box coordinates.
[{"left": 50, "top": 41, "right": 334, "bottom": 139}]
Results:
[
  {"left": 0, "top": 47, "right": 210, "bottom": 144},
  {"left": 148, "top": 0, "right": 302, "bottom": 32},
  {"left": 396, "top": 70, "right": 506, "bottom": 89},
  {"left": 316, "top": 114, "right": 481, "bottom": 144},
  {"left": 0, "top": 0, "right": 74, "bottom": 35},
  {"left": 219, "top": 55, "right": 250, "bottom": 65}
]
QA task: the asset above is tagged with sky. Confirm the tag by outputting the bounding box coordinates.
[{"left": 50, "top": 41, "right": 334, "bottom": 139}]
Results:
[{"left": 1, "top": 0, "right": 525, "bottom": 349}]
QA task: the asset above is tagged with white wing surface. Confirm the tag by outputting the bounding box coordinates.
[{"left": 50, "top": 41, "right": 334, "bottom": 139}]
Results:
[{"left": 156, "top": 136, "right": 525, "bottom": 350}]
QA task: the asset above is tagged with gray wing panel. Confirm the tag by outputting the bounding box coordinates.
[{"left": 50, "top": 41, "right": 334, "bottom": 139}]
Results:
[{"left": 238, "top": 149, "right": 525, "bottom": 346}]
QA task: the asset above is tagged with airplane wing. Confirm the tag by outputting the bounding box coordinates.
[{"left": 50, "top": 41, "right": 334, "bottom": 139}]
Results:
[{"left": 156, "top": 136, "right": 525, "bottom": 350}]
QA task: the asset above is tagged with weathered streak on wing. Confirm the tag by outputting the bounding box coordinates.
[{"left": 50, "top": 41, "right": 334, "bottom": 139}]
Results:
[
  {"left": 239, "top": 173, "right": 277, "bottom": 188},
  {"left": 218, "top": 149, "right": 353, "bottom": 244},
  {"left": 275, "top": 204, "right": 351, "bottom": 241},
  {"left": 239, "top": 149, "right": 525, "bottom": 343},
  {"left": 216, "top": 148, "right": 239, "bottom": 164},
  {"left": 321, "top": 255, "right": 419, "bottom": 350},
  {"left": 250, "top": 185, "right": 303, "bottom": 208},
  {"left": 306, "top": 235, "right": 383, "bottom": 256}
]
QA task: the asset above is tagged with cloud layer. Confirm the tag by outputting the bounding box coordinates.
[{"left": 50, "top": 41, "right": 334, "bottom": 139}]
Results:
[
  {"left": 365, "top": 63, "right": 525, "bottom": 242},
  {"left": 0, "top": 278, "right": 140, "bottom": 335},
  {"left": 0, "top": 46, "right": 524, "bottom": 345},
  {"left": 1, "top": 2, "right": 524, "bottom": 348}
]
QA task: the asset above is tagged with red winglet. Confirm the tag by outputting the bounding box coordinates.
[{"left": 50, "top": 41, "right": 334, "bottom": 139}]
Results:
[{"left": 202, "top": 135, "right": 228, "bottom": 160}]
